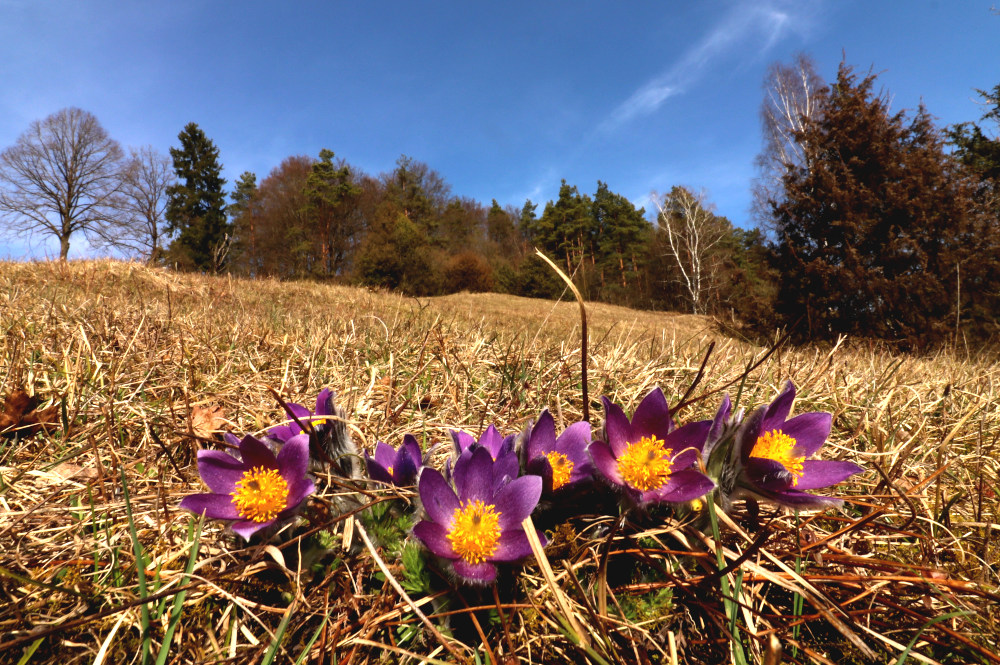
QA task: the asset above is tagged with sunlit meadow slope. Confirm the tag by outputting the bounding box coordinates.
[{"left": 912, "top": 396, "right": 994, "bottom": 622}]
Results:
[{"left": 1, "top": 259, "right": 998, "bottom": 663}]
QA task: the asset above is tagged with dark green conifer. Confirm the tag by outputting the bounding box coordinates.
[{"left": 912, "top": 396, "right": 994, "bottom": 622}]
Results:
[{"left": 165, "top": 123, "right": 229, "bottom": 271}]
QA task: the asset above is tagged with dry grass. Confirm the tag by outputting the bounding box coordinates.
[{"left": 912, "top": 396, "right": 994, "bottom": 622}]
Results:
[{"left": 0, "top": 259, "right": 998, "bottom": 664}]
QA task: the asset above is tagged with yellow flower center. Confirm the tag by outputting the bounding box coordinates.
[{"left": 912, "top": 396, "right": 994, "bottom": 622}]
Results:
[
  {"left": 546, "top": 451, "right": 574, "bottom": 490},
  {"left": 386, "top": 465, "right": 394, "bottom": 476},
  {"left": 617, "top": 436, "right": 674, "bottom": 491},
  {"left": 749, "top": 429, "right": 805, "bottom": 486},
  {"left": 230, "top": 466, "right": 289, "bottom": 523},
  {"left": 446, "top": 500, "right": 502, "bottom": 564}
]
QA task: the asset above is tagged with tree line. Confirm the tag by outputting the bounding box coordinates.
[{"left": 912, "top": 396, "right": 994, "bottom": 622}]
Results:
[
  {"left": 0, "top": 111, "right": 770, "bottom": 316},
  {"left": 2, "top": 56, "right": 999, "bottom": 349}
]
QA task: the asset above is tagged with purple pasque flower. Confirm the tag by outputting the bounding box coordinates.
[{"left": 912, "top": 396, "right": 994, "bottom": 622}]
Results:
[
  {"left": 450, "top": 424, "right": 516, "bottom": 461},
  {"left": 266, "top": 388, "right": 360, "bottom": 478},
  {"left": 733, "top": 381, "right": 863, "bottom": 508},
  {"left": 413, "top": 446, "right": 544, "bottom": 585},
  {"left": 703, "top": 394, "right": 745, "bottom": 464},
  {"left": 267, "top": 387, "right": 337, "bottom": 442},
  {"left": 701, "top": 394, "right": 747, "bottom": 500},
  {"left": 365, "top": 434, "right": 423, "bottom": 486},
  {"left": 522, "top": 409, "right": 593, "bottom": 494},
  {"left": 445, "top": 423, "right": 517, "bottom": 482},
  {"left": 179, "top": 433, "right": 315, "bottom": 540},
  {"left": 589, "top": 388, "right": 715, "bottom": 506}
]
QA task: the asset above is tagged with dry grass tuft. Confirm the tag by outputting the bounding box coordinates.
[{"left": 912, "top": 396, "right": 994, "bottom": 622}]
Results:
[{"left": 1, "top": 259, "right": 998, "bottom": 664}]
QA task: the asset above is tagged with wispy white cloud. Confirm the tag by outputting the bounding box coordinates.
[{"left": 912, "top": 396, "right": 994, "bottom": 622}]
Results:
[
  {"left": 601, "top": 1, "right": 812, "bottom": 132},
  {"left": 505, "top": 164, "right": 561, "bottom": 209}
]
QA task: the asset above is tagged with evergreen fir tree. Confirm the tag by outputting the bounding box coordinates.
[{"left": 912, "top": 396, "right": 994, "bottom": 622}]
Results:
[
  {"left": 228, "top": 171, "right": 259, "bottom": 275},
  {"left": 165, "top": 123, "right": 229, "bottom": 271},
  {"left": 771, "top": 63, "right": 984, "bottom": 348}
]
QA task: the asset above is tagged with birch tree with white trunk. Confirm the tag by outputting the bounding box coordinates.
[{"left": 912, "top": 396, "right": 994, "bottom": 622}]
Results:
[
  {"left": 653, "top": 186, "right": 729, "bottom": 315},
  {"left": 752, "top": 53, "right": 824, "bottom": 232}
]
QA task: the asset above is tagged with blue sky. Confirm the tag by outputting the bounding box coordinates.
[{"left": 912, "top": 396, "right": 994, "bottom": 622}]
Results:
[{"left": 1, "top": 0, "right": 997, "bottom": 259}]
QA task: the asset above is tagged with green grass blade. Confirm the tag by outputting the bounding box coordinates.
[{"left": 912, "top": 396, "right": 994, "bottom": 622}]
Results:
[
  {"left": 891, "top": 610, "right": 972, "bottom": 665},
  {"left": 15, "top": 637, "right": 44, "bottom": 665},
  {"left": 708, "top": 503, "right": 748, "bottom": 665},
  {"left": 293, "top": 613, "right": 329, "bottom": 665},
  {"left": 261, "top": 602, "right": 295, "bottom": 665},
  {"left": 121, "top": 466, "right": 152, "bottom": 665},
  {"left": 154, "top": 515, "right": 204, "bottom": 665}
]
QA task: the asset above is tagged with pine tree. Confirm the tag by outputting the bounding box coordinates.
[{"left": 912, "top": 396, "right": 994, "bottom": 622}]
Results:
[
  {"left": 948, "top": 84, "right": 1000, "bottom": 218},
  {"left": 519, "top": 200, "right": 538, "bottom": 241},
  {"left": 382, "top": 155, "right": 449, "bottom": 242},
  {"left": 165, "top": 123, "right": 229, "bottom": 271},
  {"left": 228, "top": 171, "right": 259, "bottom": 275},
  {"left": 947, "top": 84, "right": 1000, "bottom": 334},
  {"left": 304, "top": 149, "right": 360, "bottom": 277},
  {"left": 592, "top": 181, "right": 649, "bottom": 294},
  {"left": 534, "top": 181, "right": 596, "bottom": 275}
]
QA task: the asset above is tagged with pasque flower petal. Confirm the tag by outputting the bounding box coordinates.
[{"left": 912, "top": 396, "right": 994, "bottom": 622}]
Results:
[
  {"left": 761, "top": 381, "right": 795, "bottom": 432},
  {"left": 650, "top": 469, "right": 716, "bottom": 503},
  {"left": 286, "top": 476, "right": 316, "bottom": 509},
  {"left": 782, "top": 412, "right": 833, "bottom": 457},
  {"left": 413, "top": 439, "right": 543, "bottom": 585},
  {"left": 366, "top": 436, "right": 422, "bottom": 486},
  {"left": 372, "top": 441, "right": 397, "bottom": 468},
  {"left": 181, "top": 431, "right": 315, "bottom": 541},
  {"left": 392, "top": 435, "right": 422, "bottom": 485},
  {"left": 630, "top": 387, "right": 673, "bottom": 441},
  {"left": 315, "top": 388, "right": 334, "bottom": 417},
  {"left": 455, "top": 446, "right": 493, "bottom": 503},
  {"left": 732, "top": 381, "right": 863, "bottom": 509},
  {"left": 232, "top": 519, "right": 271, "bottom": 540},
  {"left": 412, "top": 520, "right": 455, "bottom": 559},
  {"left": 494, "top": 474, "right": 542, "bottom": 530},
  {"left": 588, "top": 440, "right": 624, "bottom": 485},
  {"left": 239, "top": 434, "right": 279, "bottom": 469},
  {"left": 452, "top": 560, "right": 497, "bottom": 583},
  {"left": 490, "top": 528, "right": 539, "bottom": 562},
  {"left": 179, "top": 493, "right": 241, "bottom": 520},
  {"left": 267, "top": 402, "right": 310, "bottom": 442},
  {"left": 196, "top": 450, "right": 246, "bottom": 494},
  {"left": 757, "top": 488, "right": 844, "bottom": 509},
  {"left": 276, "top": 434, "right": 310, "bottom": 480},
  {"left": 418, "top": 468, "right": 461, "bottom": 526},
  {"left": 745, "top": 457, "right": 794, "bottom": 491},
  {"left": 527, "top": 409, "right": 557, "bottom": 459},
  {"left": 795, "top": 460, "right": 865, "bottom": 491},
  {"left": 593, "top": 392, "right": 714, "bottom": 506},
  {"left": 365, "top": 452, "right": 393, "bottom": 484},
  {"left": 600, "top": 397, "right": 632, "bottom": 458}
]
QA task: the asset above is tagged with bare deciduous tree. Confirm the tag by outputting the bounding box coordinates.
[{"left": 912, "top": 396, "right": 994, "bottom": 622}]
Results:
[
  {"left": 752, "top": 53, "right": 823, "bottom": 232},
  {"left": 0, "top": 108, "right": 123, "bottom": 260},
  {"left": 95, "top": 146, "right": 175, "bottom": 263},
  {"left": 653, "top": 186, "right": 730, "bottom": 315}
]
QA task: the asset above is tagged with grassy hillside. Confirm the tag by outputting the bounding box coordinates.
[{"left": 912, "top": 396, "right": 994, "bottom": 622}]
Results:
[{"left": 1, "top": 260, "right": 998, "bottom": 664}]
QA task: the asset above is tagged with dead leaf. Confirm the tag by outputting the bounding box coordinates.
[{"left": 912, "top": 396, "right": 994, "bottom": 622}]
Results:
[
  {"left": 190, "top": 403, "right": 227, "bottom": 439},
  {"left": 48, "top": 462, "right": 99, "bottom": 482},
  {"left": 0, "top": 388, "right": 60, "bottom": 438}
]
